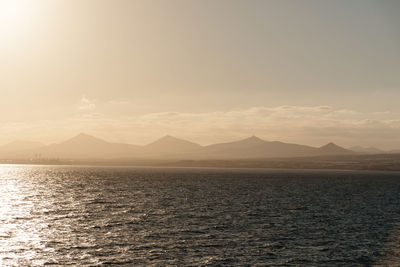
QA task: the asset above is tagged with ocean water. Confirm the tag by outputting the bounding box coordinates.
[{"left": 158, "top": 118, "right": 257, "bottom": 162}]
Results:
[{"left": 1, "top": 165, "right": 400, "bottom": 266}]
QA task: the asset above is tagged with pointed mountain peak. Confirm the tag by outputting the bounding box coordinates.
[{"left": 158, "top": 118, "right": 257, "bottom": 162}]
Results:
[
  {"left": 158, "top": 134, "right": 178, "bottom": 141},
  {"left": 245, "top": 135, "right": 264, "bottom": 141},
  {"left": 145, "top": 135, "right": 202, "bottom": 153},
  {"left": 61, "top": 133, "right": 109, "bottom": 145},
  {"left": 320, "top": 142, "right": 339, "bottom": 149},
  {"left": 238, "top": 135, "right": 266, "bottom": 144},
  {"left": 148, "top": 135, "right": 200, "bottom": 146},
  {"left": 317, "top": 142, "right": 354, "bottom": 155},
  {"left": 149, "top": 135, "right": 183, "bottom": 144}
]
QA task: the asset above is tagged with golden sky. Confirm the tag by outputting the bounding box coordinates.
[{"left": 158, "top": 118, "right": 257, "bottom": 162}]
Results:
[{"left": 1, "top": 0, "right": 400, "bottom": 149}]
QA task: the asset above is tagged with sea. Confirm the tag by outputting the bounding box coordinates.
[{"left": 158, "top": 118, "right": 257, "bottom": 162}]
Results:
[{"left": 1, "top": 165, "right": 400, "bottom": 266}]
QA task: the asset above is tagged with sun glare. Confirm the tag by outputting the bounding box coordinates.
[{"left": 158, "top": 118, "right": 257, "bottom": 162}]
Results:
[{"left": 0, "top": 0, "right": 38, "bottom": 38}]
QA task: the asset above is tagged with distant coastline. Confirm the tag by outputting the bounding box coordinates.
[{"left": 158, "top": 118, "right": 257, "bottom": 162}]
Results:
[
  {"left": 2, "top": 133, "right": 400, "bottom": 172},
  {"left": 2, "top": 153, "right": 400, "bottom": 172}
]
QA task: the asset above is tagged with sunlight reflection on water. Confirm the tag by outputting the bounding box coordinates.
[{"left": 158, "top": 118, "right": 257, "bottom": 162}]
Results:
[
  {"left": 1, "top": 165, "right": 400, "bottom": 266},
  {"left": 0, "top": 166, "right": 45, "bottom": 266}
]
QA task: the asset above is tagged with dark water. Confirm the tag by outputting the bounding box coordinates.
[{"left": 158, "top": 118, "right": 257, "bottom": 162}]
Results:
[{"left": 1, "top": 166, "right": 400, "bottom": 266}]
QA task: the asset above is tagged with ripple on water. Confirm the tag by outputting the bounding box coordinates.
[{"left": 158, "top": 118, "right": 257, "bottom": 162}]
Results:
[{"left": 1, "top": 166, "right": 400, "bottom": 265}]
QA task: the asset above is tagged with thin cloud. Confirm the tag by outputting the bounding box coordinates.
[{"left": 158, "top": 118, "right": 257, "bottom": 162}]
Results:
[
  {"left": 2, "top": 105, "right": 400, "bottom": 149},
  {"left": 78, "top": 95, "right": 96, "bottom": 111}
]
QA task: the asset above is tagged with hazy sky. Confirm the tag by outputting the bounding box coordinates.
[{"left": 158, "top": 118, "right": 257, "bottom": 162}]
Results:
[{"left": 1, "top": 0, "right": 400, "bottom": 149}]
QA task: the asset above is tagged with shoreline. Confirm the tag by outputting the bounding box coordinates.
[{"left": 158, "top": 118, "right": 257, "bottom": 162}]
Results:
[{"left": 2, "top": 154, "right": 400, "bottom": 172}]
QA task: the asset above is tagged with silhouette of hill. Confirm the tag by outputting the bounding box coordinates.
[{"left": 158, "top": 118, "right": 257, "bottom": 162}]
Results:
[
  {"left": 0, "top": 133, "right": 360, "bottom": 160},
  {"left": 197, "top": 136, "right": 317, "bottom": 159},
  {"left": 316, "top": 142, "right": 355, "bottom": 156},
  {"left": 143, "top": 135, "right": 202, "bottom": 157},
  {"left": 37, "top": 133, "right": 140, "bottom": 159},
  {"left": 350, "top": 146, "right": 386, "bottom": 154}
]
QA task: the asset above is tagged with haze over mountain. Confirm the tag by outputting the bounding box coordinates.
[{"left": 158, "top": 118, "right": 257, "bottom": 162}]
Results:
[
  {"left": 195, "top": 136, "right": 355, "bottom": 159},
  {"left": 0, "top": 133, "right": 359, "bottom": 160},
  {"left": 196, "top": 136, "right": 315, "bottom": 159},
  {"left": 316, "top": 143, "right": 354, "bottom": 156},
  {"left": 35, "top": 133, "right": 141, "bottom": 159},
  {"left": 0, "top": 140, "right": 46, "bottom": 159},
  {"left": 143, "top": 135, "right": 202, "bottom": 157},
  {"left": 350, "top": 146, "right": 386, "bottom": 154},
  {"left": 0, "top": 140, "right": 45, "bottom": 152}
]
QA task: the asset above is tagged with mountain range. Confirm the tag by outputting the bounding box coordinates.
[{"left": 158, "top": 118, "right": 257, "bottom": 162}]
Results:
[{"left": 0, "top": 133, "right": 364, "bottom": 160}]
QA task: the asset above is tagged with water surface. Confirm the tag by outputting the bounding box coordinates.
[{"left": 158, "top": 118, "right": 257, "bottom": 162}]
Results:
[{"left": 1, "top": 165, "right": 400, "bottom": 266}]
